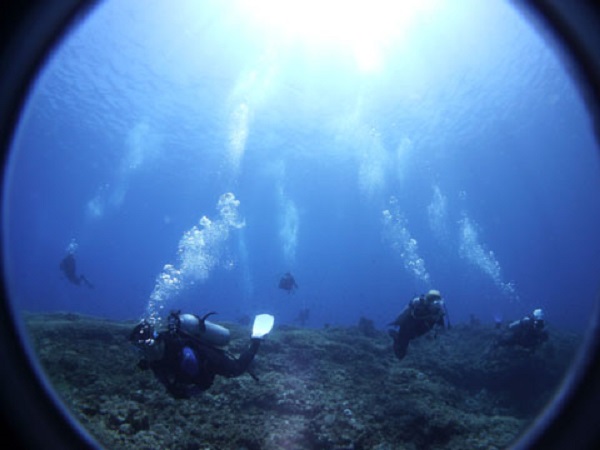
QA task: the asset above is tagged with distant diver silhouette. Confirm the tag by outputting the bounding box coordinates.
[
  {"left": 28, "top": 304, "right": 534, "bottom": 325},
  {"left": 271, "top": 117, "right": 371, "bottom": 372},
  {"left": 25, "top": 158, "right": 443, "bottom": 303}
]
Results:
[
  {"left": 278, "top": 272, "right": 298, "bottom": 294},
  {"left": 59, "top": 253, "right": 93, "bottom": 288},
  {"left": 294, "top": 308, "right": 310, "bottom": 326}
]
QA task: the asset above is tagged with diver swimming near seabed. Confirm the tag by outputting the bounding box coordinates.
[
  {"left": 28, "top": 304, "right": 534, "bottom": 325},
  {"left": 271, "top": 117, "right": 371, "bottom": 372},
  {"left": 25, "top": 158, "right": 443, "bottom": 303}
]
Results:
[
  {"left": 495, "top": 308, "right": 548, "bottom": 351},
  {"left": 130, "top": 310, "right": 275, "bottom": 399},
  {"left": 294, "top": 308, "right": 310, "bottom": 326},
  {"left": 388, "top": 289, "right": 448, "bottom": 361},
  {"left": 278, "top": 272, "right": 298, "bottom": 293},
  {"left": 59, "top": 241, "right": 93, "bottom": 288}
]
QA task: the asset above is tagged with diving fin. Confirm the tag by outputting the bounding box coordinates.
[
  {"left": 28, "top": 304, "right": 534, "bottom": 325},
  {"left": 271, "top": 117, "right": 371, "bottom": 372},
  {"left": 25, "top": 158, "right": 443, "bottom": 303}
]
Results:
[{"left": 251, "top": 314, "right": 274, "bottom": 339}]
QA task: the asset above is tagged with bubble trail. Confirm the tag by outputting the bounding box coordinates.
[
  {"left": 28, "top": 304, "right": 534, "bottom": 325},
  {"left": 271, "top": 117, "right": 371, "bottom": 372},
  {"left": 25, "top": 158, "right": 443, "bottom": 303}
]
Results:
[{"left": 145, "top": 193, "right": 245, "bottom": 325}]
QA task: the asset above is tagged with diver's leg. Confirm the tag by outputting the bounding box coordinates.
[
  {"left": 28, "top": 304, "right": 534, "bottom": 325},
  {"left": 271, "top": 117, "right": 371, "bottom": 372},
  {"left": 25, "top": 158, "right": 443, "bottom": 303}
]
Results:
[
  {"left": 390, "top": 330, "right": 410, "bottom": 361},
  {"left": 80, "top": 275, "right": 93, "bottom": 288},
  {"left": 205, "top": 339, "right": 261, "bottom": 378},
  {"left": 235, "top": 339, "right": 261, "bottom": 372}
]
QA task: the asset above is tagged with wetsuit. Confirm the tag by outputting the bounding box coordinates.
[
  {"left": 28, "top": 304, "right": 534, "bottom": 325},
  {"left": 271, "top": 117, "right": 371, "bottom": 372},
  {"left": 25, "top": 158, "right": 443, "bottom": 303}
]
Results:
[
  {"left": 499, "top": 316, "right": 548, "bottom": 350},
  {"left": 278, "top": 272, "right": 298, "bottom": 292},
  {"left": 389, "top": 296, "right": 445, "bottom": 361},
  {"left": 141, "top": 332, "right": 260, "bottom": 399},
  {"left": 59, "top": 253, "right": 93, "bottom": 288}
]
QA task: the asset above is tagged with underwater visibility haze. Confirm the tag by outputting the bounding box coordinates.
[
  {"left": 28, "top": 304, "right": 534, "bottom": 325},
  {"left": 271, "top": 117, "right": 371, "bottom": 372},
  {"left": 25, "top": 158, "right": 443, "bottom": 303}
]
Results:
[
  {"left": 5, "top": 0, "right": 598, "bottom": 329},
  {"left": 2, "top": 1, "right": 600, "bottom": 447}
]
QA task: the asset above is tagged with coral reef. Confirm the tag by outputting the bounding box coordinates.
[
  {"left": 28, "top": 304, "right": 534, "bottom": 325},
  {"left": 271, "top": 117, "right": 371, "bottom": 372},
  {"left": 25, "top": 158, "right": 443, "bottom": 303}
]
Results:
[{"left": 23, "top": 312, "right": 580, "bottom": 449}]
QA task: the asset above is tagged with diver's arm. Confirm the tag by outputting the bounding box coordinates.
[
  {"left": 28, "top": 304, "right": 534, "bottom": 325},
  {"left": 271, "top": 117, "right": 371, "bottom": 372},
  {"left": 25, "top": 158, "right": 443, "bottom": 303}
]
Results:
[
  {"left": 443, "top": 304, "right": 451, "bottom": 328},
  {"left": 436, "top": 315, "right": 445, "bottom": 328}
]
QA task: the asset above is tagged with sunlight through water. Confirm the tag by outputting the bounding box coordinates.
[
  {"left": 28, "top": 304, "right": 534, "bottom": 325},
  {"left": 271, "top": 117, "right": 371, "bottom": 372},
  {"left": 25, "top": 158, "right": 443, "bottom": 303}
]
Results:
[{"left": 236, "top": 0, "right": 439, "bottom": 72}]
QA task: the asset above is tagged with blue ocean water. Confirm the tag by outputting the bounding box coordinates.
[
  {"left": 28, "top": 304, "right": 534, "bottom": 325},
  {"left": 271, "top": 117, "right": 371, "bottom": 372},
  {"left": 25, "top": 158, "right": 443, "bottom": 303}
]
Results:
[{"left": 3, "top": 1, "right": 600, "bottom": 332}]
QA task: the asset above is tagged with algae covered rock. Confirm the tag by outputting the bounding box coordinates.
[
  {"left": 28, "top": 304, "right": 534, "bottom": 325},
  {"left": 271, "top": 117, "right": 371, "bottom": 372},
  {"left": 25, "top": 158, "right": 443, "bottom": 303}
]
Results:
[{"left": 23, "top": 313, "right": 580, "bottom": 449}]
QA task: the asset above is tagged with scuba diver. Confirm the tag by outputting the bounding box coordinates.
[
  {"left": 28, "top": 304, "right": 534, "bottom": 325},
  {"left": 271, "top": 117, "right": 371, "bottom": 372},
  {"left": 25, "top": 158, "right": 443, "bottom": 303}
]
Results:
[
  {"left": 388, "top": 289, "right": 448, "bottom": 361},
  {"left": 59, "top": 249, "right": 93, "bottom": 288},
  {"left": 496, "top": 308, "right": 548, "bottom": 351},
  {"left": 130, "top": 310, "right": 274, "bottom": 399},
  {"left": 278, "top": 272, "right": 298, "bottom": 293}
]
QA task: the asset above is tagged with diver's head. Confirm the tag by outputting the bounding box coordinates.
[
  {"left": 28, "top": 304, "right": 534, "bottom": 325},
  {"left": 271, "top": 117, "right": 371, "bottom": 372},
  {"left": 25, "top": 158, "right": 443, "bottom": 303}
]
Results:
[
  {"left": 130, "top": 320, "right": 155, "bottom": 343},
  {"left": 425, "top": 289, "right": 442, "bottom": 302},
  {"left": 129, "top": 320, "right": 164, "bottom": 361},
  {"left": 532, "top": 308, "right": 545, "bottom": 330}
]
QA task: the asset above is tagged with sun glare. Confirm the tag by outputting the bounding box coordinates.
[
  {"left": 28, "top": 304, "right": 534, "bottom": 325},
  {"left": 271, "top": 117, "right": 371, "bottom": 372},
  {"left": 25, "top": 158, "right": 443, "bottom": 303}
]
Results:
[{"left": 236, "top": 0, "right": 437, "bottom": 72}]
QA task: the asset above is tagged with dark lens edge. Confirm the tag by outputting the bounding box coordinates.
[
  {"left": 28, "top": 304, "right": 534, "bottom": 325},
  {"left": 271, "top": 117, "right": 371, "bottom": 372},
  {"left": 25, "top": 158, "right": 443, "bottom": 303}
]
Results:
[{"left": 1, "top": 1, "right": 599, "bottom": 449}]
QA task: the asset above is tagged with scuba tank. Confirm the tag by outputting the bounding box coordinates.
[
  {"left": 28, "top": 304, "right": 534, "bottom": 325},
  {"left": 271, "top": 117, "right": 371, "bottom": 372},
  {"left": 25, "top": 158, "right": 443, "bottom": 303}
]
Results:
[{"left": 169, "top": 311, "right": 231, "bottom": 347}]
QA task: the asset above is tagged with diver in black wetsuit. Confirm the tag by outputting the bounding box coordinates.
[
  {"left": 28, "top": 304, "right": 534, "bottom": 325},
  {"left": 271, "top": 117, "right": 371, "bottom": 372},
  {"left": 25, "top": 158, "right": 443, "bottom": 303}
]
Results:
[
  {"left": 59, "top": 252, "right": 93, "bottom": 288},
  {"left": 278, "top": 272, "right": 298, "bottom": 293},
  {"left": 388, "top": 289, "right": 448, "bottom": 361},
  {"left": 496, "top": 308, "right": 548, "bottom": 351},
  {"left": 130, "top": 311, "right": 274, "bottom": 399}
]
